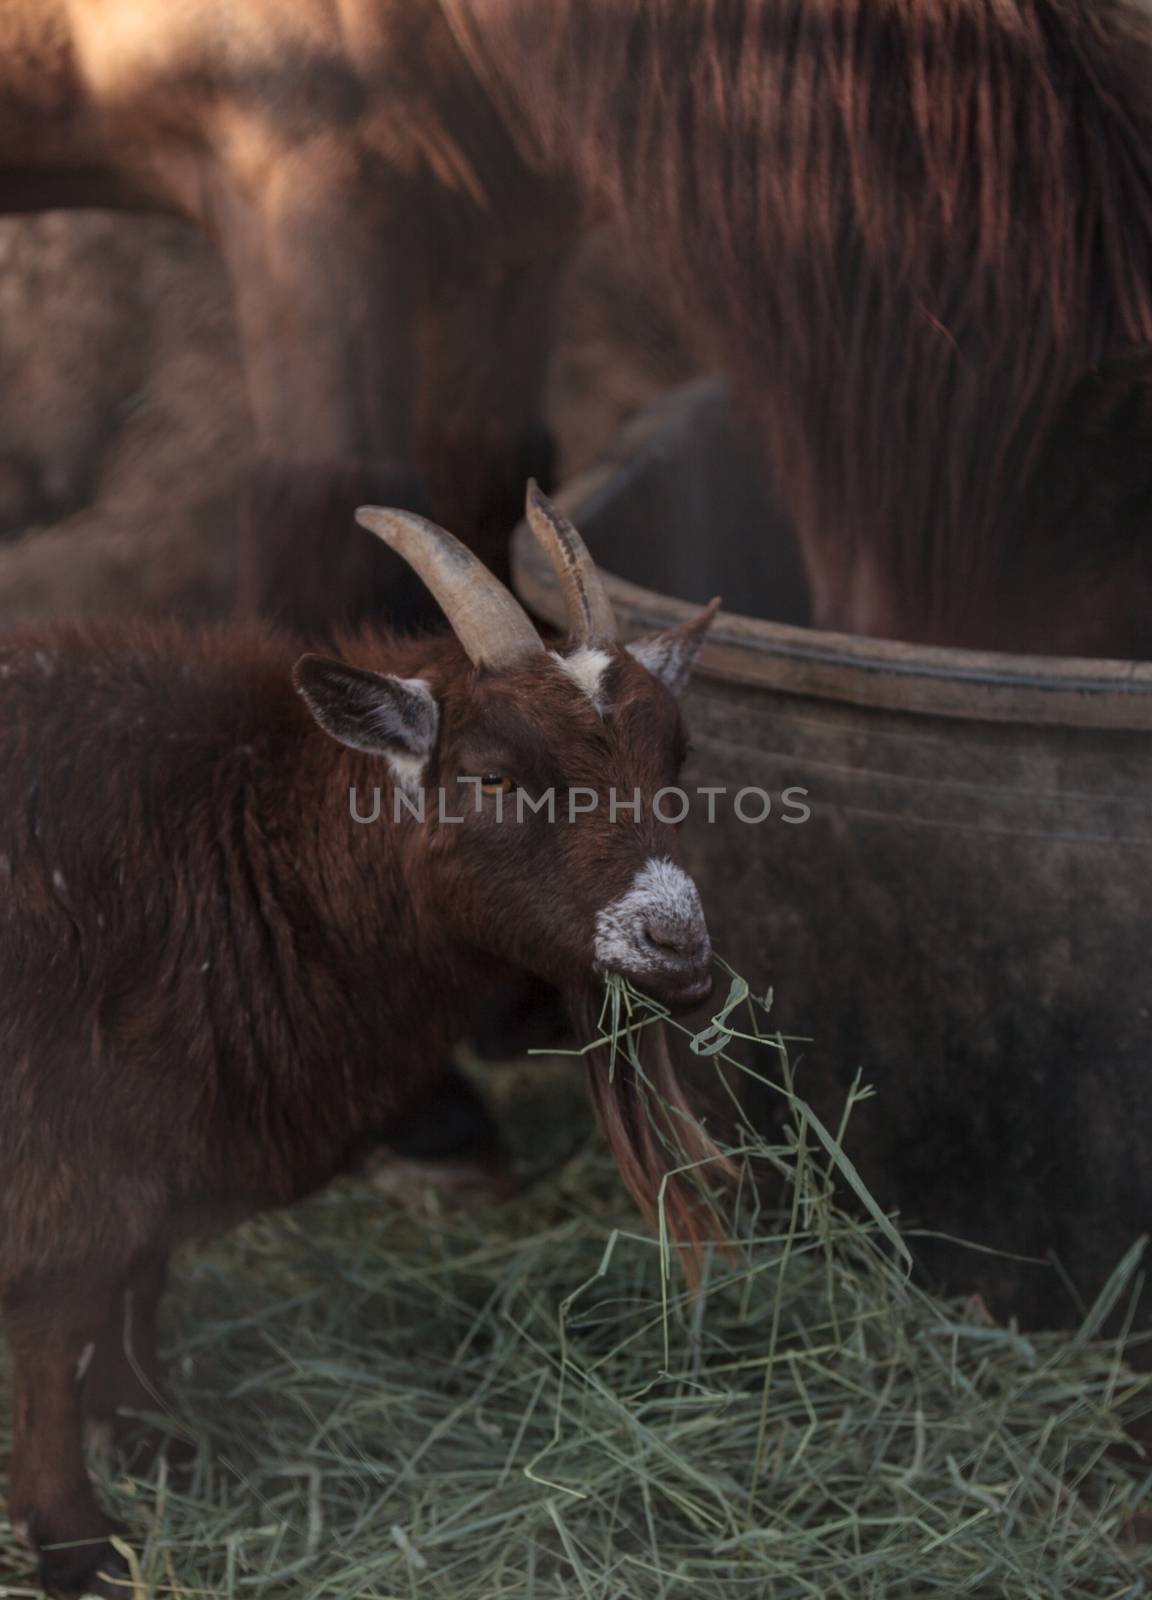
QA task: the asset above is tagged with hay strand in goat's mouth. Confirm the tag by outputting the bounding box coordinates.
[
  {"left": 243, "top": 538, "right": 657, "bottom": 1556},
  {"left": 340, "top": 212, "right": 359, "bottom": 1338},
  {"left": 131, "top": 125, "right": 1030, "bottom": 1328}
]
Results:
[{"left": 576, "top": 977, "right": 739, "bottom": 1282}]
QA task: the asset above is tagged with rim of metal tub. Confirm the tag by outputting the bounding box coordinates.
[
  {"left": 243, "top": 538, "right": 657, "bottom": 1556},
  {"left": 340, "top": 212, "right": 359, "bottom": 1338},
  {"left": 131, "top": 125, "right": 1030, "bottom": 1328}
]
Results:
[{"left": 512, "top": 381, "right": 1152, "bottom": 732}]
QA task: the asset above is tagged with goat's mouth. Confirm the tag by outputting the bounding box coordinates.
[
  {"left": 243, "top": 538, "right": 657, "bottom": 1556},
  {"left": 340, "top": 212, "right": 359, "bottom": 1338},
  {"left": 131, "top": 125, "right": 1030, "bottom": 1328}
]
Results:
[
  {"left": 644, "top": 963, "right": 716, "bottom": 1014},
  {"left": 598, "top": 959, "right": 716, "bottom": 1016},
  {"left": 593, "top": 857, "right": 714, "bottom": 1015}
]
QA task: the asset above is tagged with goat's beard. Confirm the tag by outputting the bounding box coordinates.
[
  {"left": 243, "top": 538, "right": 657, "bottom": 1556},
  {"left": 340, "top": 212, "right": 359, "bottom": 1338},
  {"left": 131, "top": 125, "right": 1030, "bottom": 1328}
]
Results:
[{"left": 571, "top": 991, "right": 737, "bottom": 1283}]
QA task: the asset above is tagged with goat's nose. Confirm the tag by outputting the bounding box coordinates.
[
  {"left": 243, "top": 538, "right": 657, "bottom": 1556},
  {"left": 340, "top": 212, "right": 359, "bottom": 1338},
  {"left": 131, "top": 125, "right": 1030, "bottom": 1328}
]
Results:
[{"left": 642, "top": 917, "right": 707, "bottom": 960}]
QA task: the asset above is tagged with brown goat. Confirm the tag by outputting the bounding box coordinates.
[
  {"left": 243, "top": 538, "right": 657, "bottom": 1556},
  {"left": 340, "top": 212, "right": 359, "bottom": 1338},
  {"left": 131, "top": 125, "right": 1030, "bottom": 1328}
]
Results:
[
  {"left": 0, "top": 489, "right": 724, "bottom": 1596},
  {"left": 5, "top": 1, "right": 1152, "bottom": 649}
]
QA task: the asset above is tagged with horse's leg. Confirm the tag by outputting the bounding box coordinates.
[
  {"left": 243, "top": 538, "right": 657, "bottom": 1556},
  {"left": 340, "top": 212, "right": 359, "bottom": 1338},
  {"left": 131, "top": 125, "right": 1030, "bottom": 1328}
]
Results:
[
  {"left": 209, "top": 138, "right": 577, "bottom": 629},
  {"left": 414, "top": 196, "right": 580, "bottom": 583},
  {"left": 210, "top": 161, "right": 436, "bottom": 634},
  {"left": 4, "top": 1272, "right": 130, "bottom": 1598}
]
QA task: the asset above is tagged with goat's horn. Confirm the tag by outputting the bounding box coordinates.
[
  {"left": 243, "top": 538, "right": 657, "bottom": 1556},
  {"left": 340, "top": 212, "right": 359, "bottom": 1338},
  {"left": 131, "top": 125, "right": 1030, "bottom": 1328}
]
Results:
[
  {"left": 356, "top": 506, "right": 544, "bottom": 670},
  {"left": 525, "top": 481, "right": 618, "bottom": 647}
]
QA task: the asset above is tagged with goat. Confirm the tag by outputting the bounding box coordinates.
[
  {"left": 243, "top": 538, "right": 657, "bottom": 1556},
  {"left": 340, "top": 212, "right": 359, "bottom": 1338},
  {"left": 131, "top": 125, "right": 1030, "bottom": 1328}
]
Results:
[{"left": 0, "top": 487, "right": 724, "bottom": 1596}]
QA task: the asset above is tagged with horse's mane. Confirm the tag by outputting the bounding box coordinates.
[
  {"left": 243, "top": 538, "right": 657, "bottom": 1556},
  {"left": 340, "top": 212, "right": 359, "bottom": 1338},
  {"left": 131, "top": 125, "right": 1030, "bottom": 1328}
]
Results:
[{"left": 453, "top": 0, "right": 1152, "bottom": 642}]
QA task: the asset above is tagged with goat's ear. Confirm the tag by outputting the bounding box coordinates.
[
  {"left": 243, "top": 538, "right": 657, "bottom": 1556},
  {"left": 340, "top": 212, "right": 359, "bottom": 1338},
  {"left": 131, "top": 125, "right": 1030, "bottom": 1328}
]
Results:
[
  {"left": 625, "top": 598, "right": 720, "bottom": 698},
  {"left": 293, "top": 655, "right": 439, "bottom": 761}
]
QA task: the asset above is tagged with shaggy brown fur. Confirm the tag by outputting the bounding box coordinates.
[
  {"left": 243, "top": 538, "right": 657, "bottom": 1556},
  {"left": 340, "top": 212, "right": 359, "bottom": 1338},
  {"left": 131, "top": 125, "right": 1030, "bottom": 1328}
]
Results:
[
  {"left": 0, "top": 613, "right": 725, "bottom": 1595},
  {"left": 452, "top": 0, "right": 1152, "bottom": 652}
]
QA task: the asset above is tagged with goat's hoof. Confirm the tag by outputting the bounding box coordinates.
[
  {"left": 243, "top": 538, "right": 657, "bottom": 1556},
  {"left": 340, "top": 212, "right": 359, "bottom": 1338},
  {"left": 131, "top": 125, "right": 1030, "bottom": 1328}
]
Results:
[{"left": 37, "top": 1538, "right": 130, "bottom": 1598}]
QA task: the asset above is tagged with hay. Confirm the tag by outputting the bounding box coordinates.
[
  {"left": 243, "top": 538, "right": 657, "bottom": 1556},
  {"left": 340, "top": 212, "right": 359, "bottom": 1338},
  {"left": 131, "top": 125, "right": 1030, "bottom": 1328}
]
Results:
[{"left": 2, "top": 973, "right": 1151, "bottom": 1598}]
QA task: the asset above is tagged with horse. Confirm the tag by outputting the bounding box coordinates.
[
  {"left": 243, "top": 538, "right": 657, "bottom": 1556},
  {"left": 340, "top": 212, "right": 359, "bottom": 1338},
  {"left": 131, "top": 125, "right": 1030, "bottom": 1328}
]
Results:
[{"left": 3, "top": 0, "right": 1152, "bottom": 648}]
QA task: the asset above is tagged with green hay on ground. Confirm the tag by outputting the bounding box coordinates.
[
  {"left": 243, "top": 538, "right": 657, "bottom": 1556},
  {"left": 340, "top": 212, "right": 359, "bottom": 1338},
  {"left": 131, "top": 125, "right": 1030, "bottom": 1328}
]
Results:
[{"left": 1, "top": 974, "right": 1150, "bottom": 1598}]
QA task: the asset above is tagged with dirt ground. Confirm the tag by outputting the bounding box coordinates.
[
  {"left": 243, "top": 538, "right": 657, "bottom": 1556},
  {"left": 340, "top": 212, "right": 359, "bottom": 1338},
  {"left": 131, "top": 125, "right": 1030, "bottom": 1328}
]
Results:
[{"left": 0, "top": 213, "right": 696, "bottom": 629}]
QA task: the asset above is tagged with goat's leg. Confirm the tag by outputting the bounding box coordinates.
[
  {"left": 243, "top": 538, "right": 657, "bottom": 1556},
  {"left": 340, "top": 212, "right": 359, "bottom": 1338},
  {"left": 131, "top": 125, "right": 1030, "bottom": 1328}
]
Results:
[
  {"left": 4, "top": 1276, "right": 130, "bottom": 1598},
  {"left": 82, "top": 1248, "right": 188, "bottom": 1472},
  {"left": 366, "top": 1061, "right": 518, "bottom": 1207}
]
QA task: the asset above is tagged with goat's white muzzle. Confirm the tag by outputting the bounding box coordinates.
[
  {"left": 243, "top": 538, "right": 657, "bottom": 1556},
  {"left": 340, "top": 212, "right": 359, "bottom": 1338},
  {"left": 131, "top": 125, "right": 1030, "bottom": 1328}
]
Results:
[{"left": 594, "top": 857, "right": 713, "bottom": 1009}]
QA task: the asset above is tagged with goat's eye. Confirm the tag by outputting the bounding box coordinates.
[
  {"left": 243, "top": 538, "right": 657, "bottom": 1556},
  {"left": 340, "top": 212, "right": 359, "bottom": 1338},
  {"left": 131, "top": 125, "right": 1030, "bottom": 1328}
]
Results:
[{"left": 480, "top": 773, "right": 515, "bottom": 795}]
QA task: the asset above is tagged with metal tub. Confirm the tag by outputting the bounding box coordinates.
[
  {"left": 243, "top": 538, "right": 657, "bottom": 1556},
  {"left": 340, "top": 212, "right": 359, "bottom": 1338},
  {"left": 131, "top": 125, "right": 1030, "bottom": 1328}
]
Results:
[{"left": 513, "top": 379, "right": 1152, "bottom": 1326}]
